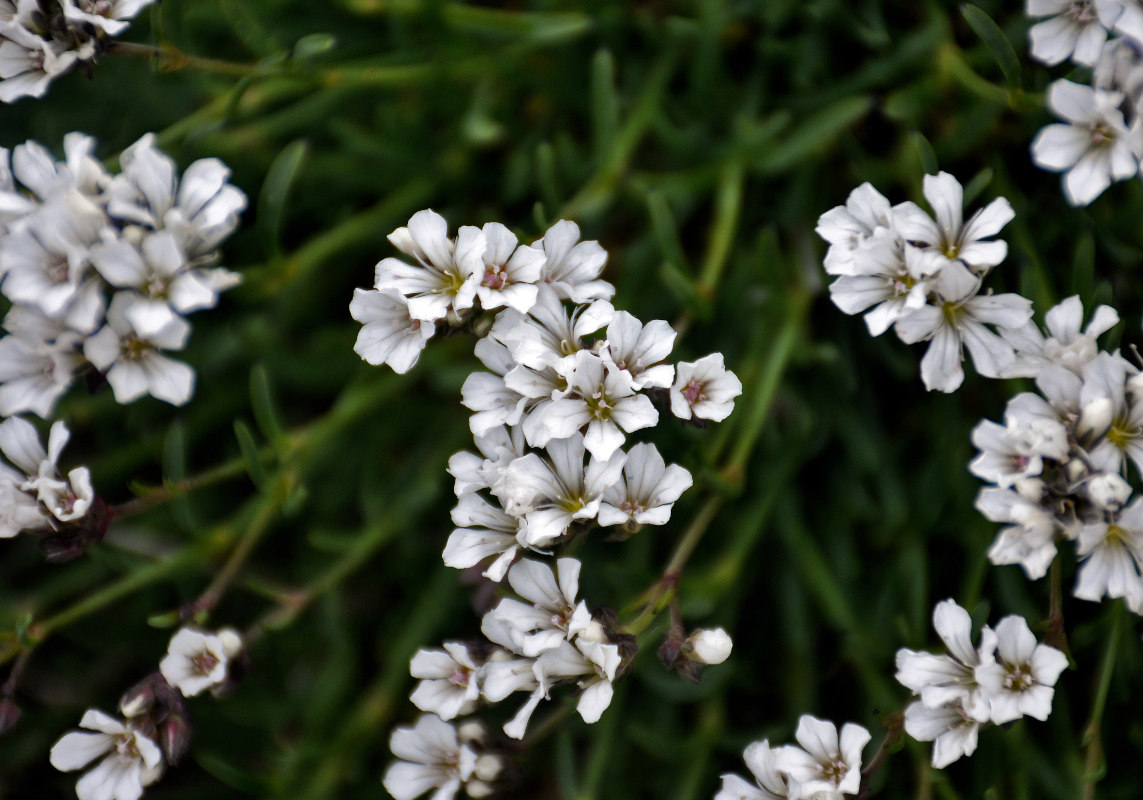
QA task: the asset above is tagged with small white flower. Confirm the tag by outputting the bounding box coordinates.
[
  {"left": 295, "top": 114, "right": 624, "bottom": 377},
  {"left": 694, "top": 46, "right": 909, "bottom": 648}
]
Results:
[
  {"left": 409, "top": 642, "right": 482, "bottom": 721},
  {"left": 350, "top": 288, "right": 434, "bottom": 374},
  {"left": 159, "top": 627, "right": 240, "bottom": 697},
  {"left": 902, "top": 700, "right": 980, "bottom": 769},
  {"left": 815, "top": 182, "right": 894, "bottom": 276},
  {"left": 977, "top": 480, "right": 1061, "bottom": 580},
  {"left": 599, "top": 310, "right": 676, "bottom": 389},
  {"left": 1026, "top": 0, "right": 1112, "bottom": 66},
  {"left": 974, "top": 615, "right": 1068, "bottom": 724},
  {"left": 442, "top": 492, "right": 527, "bottom": 582},
  {"left": 466, "top": 221, "right": 543, "bottom": 313},
  {"left": 481, "top": 557, "right": 595, "bottom": 657},
  {"left": 84, "top": 292, "right": 195, "bottom": 406},
  {"left": 715, "top": 739, "right": 792, "bottom": 800},
  {"left": 50, "top": 709, "right": 165, "bottom": 800},
  {"left": 779, "top": 715, "right": 870, "bottom": 800},
  {"left": 531, "top": 219, "right": 614, "bottom": 303},
  {"left": 1000, "top": 294, "right": 1119, "bottom": 377},
  {"left": 597, "top": 441, "right": 692, "bottom": 530},
  {"left": 1031, "top": 80, "right": 1143, "bottom": 206},
  {"left": 0, "top": 415, "right": 92, "bottom": 523},
  {"left": 1074, "top": 497, "right": 1143, "bottom": 612},
  {"left": 383, "top": 714, "right": 477, "bottom": 800},
  {"left": 895, "top": 599, "right": 991, "bottom": 722},
  {"left": 670, "top": 353, "right": 742, "bottom": 422},
  {"left": 891, "top": 171, "right": 1014, "bottom": 273}
]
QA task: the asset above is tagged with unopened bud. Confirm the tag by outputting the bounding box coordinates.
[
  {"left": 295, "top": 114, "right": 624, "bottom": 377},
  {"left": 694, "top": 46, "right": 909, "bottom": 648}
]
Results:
[
  {"left": 466, "top": 780, "right": 495, "bottom": 798},
  {"left": 217, "top": 628, "right": 244, "bottom": 659},
  {"left": 473, "top": 753, "right": 503, "bottom": 782},
  {"left": 119, "top": 680, "right": 155, "bottom": 718},
  {"left": 1077, "top": 396, "right": 1113, "bottom": 440},
  {"left": 0, "top": 698, "right": 21, "bottom": 735},
  {"left": 1087, "top": 472, "right": 1132, "bottom": 510},
  {"left": 457, "top": 721, "right": 487, "bottom": 746},
  {"left": 160, "top": 714, "right": 193, "bottom": 765},
  {"left": 686, "top": 627, "right": 733, "bottom": 665}
]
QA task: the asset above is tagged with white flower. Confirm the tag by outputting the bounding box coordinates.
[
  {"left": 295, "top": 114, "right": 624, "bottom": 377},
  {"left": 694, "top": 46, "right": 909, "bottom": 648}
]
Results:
[
  {"left": 0, "top": 415, "right": 92, "bottom": 523},
  {"left": 977, "top": 480, "right": 1061, "bottom": 579},
  {"left": 531, "top": 219, "right": 614, "bottom": 303},
  {"left": 894, "top": 260, "right": 1032, "bottom": 392},
  {"left": 968, "top": 413, "right": 1068, "bottom": 488},
  {"left": 524, "top": 349, "right": 658, "bottom": 460},
  {"left": 466, "top": 221, "right": 543, "bottom": 313},
  {"left": 442, "top": 492, "right": 527, "bottom": 582},
  {"left": 1074, "top": 497, "right": 1143, "bottom": 612},
  {"left": 827, "top": 234, "right": 945, "bottom": 337},
  {"left": 597, "top": 441, "right": 692, "bottom": 530},
  {"left": 159, "top": 627, "right": 241, "bottom": 697},
  {"left": 374, "top": 209, "right": 483, "bottom": 323},
  {"left": 480, "top": 557, "right": 594, "bottom": 657},
  {"left": 891, "top": 171, "right": 1014, "bottom": 273},
  {"left": 0, "top": 25, "right": 87, "bottom": 104},
  {"left": 815, "top": 182, "right": 894, "bottom": 276},
  {"left": 0, "top": 316, "right": 83, "bottom": 418},
  {"left": 895, "top": 599, "right": 991, "bottom": 722},
  {"left": 492, "top": 286, "right": 613, "bottom": 373},
  {"left": 409, "top": 642, "right": 482, "bottom": 721},
  {"left": 459, "top": 337, "right": 527, "bottom": 436},
  {"left": 107, "top": 134, "right": 247, "bottom": 258},
  {"left": 1031, "top": 80, "right": 1143, "bottom": 206},
  {"left": 383, "top": 714, "right": 477, "bottom": 800},
  {"left": 599, "top": 310, "right": 676, "bottom": 389},
  {"left": 902, "top": 700, "right": 980, "bottom": 769},
  {"left": 1000, "top": 294, "right": 1119, "bottom": 377},
  {"left": 779, "top": 715, "right": 870, "bottom": 800},
  {"left": 62, "top": 0, "right": 157, "bottom": 35},
  {"left": 50, "top": 709, "right": 165, "bottom": 800},
  {"left": 715, "top": 740, "right": 792, "bottom": 800},
  {"left": 974, "top": 615, "right": 1069, "bottom": 724},
  {"left": 670, "top": 353, "right": 742, "bottom": 422},
  {"left": 84, "top": 292, "right": 195, "bottom": 406},
  {"left": 350, "top": 288, "right": 434, "bottom": 374},
  {"left": 1026, "top": 0, "right": 1112, "bottom": 66}
]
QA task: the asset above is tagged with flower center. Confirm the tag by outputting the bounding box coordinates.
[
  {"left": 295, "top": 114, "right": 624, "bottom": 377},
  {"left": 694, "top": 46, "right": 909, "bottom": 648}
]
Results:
[
  {"left": 1004, "top": 663, "right": 1034, "bottom": 692},
  {"left": 1107, "top": 418, "right": 1139, "bottom": 449},
  {"left": 483, "top": 265, "right": 508, "bottom": 290},
  {"left": 192, "top": 649, "right": 220, "bottom": 676},
  {"left": 682, "top": 379, "right": 704, "bottom": 405}
]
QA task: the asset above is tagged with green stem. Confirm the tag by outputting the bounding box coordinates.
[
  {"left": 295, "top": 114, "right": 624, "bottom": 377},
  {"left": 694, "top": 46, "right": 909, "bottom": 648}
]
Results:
[
  {"left": 1081, "top": 602, "right": 1123, "bottom": 800},
  {"left": 106, "top": 41, "right": 280, "bottom": 78},
  {"left": 111, "top": 457, "right": 248, "bottom": 519}
]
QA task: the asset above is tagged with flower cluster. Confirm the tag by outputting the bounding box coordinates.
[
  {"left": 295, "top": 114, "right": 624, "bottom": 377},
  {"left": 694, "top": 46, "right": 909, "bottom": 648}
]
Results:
[
  {"left": 383, "top": 715, "right": 504, "bottom": 800},
  {"left": 50, "top": 625, "right": 243, "bottom": 800},
  {"left": 0, "top": 0, "right": 155, "bottom": 103},
  {"left": 895, "top": 600, "right": 1067, "bottom": 768},
  {"left": 352, "top": 210, "right": 741, "bottom": 799},
  {"left": 1026, "top": 2, "right": 1143, "bottom": 204},
  {"left": 0, "top": 132, "right": 244, "bottom": 417},
  {"left": 716, "top": 715, "right": 870, "bottom": 800},
  {"left": 816, "top": 172, "right": 1031, "bottom": 392}
]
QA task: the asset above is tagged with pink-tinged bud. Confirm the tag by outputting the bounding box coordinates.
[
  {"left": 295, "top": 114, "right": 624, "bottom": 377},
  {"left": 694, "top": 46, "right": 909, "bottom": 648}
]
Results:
[
  {"left": 658, "top": 636, "right": 683, "bottom": 669},
  {"left": 119, "top": 680, "right": 155, "bottom": 718},
  {"left": 160, "top": 714, "right": 193, "bottom": 765},
  {"left": 0, "top": 698, "right": 21, "bottom": 735}
]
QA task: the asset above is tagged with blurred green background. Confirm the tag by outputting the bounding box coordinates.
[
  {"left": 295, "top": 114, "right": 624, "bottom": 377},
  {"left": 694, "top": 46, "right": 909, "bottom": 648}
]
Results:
[{"left": 1, "top": 1, "right": 1142, "bottom": 798}]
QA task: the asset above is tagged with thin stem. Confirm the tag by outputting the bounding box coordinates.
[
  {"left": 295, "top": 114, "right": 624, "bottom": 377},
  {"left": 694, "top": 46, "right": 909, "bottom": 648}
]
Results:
[
  {"left": 110, "top": 457, "right": 248, "bottom": 519},
  {"left": 191, "top": 473, "right": 292, "bottom": 620},
  {"left": 106, "top": 41, "right": 279, "bottom": 78},
  {"left": 1081, "top": 602, "right": 1123, "bottom": 800}
]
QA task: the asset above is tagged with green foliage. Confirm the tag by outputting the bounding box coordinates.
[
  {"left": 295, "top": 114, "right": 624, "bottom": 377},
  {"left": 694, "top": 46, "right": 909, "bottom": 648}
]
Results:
[{"left": 1, "top": 1, "right": 1142, "bottom": 800}]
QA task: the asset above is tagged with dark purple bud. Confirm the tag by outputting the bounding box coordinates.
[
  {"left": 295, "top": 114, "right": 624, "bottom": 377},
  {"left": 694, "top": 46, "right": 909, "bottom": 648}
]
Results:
[{"left": 160, "top": 713, "right": 193, "bottom": 765}]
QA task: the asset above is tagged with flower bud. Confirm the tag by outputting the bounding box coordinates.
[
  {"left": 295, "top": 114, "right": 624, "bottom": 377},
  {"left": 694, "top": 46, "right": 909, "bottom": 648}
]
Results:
[
  {"left": 466, "top": 780, "right": 495, "bottom": 798},
  {"left": 217, "top": 628, "right": 244, "bottom": 659},
  {"left": 1087, "top": 471, "right": 1132, "bottom": 510},
  {"left": 119, "top": 680, "right": 156, "bottom": 718},
  {"left": 160, "top": 713, "right": 193, "bottom": 765},
  {"left": 686, "top": 627, "right": 733, "bottom": 665},
  {"left": 457, "top": 720, "right": 488, "bottom": 746},
  {"left": 473, "top": 753, "right": 503, "bottom": 782},
  {"left": 1077, "top": 396, "right": 1113, "bottom": 440}
]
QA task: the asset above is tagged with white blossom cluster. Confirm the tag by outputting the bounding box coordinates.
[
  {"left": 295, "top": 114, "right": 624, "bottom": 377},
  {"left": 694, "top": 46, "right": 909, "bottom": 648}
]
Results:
[
  {"left": 0, "top": 0, "right": 155, "bottom": 103},
  {"left": 715, "top": 715, "right": 870, "bottom": 800},
  {"left": 895, "top": 600, "right": 1068, "bottom": 768},
  {"left": 353, "top": 210, "right": 741, "bottom": 800},
  {"left": 816, "top": 172, "right": 1032, "bottom": 392},
  {"left": 0, "top": 132, "right": 244, "bottom": 417},
  {"left": 969, "top": 295, "right": 1143, "bottom": 612},
  {"left": 50, "top": 626, "right": 243, "bottom": 800},
  {"left": 1026, "top": 1, "right": 1143, "bottom": 204}
]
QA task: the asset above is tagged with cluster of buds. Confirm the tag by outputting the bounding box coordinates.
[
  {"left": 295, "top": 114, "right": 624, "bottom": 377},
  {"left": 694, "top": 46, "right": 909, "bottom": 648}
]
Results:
[
  {"left": 0, "top": 132, "right": 244, "bottom": 418},
  {"left": 49, "top": 626, "right": 244, "bottom": 800},
  {"left": 0, "top": 0, "right": 155, "bottom": 103},
  {"left": 351, "top": 211, "right": 741, "bottom": 799}
]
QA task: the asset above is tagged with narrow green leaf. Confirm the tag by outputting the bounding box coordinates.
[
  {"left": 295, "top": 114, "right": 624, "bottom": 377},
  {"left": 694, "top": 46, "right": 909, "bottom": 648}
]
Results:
[
  {"left": 234, "top": 420, "right": 268, "bottom": 491},
  {"left": 960, "top": 4, "right": 1022, "bottom": 90},
  {"left": 536, "top": 141, "right": 561, "bottom": 212},
  {"left": 646, "top": 191, "right": 692, "bottom": 277},
  {"left": 162, "top": 419, "right": 196, "bottom": 534},
  {"left": 1072, "top": 229, "right": 1095, "bottom": 301},
  {"left": 257, "top": 139, "right": 310, "bottom": 260},
  {"left": 250, "top": 363, "right": 287, "bottom": 449},
  {"left": 146, "top": 610, "right": 181, "bottom": 628},
  {"left": 910, "top": 130, "right": 939, "bottom": 175},
  {"left": 962, "top": 167, "right": 994, "bottom": 206},
  {"left": 590, "top": 49, "right": 619, "bottom": 160},
  {"left": 752, "top": 96, "right": 872, "bottom": 175}
]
